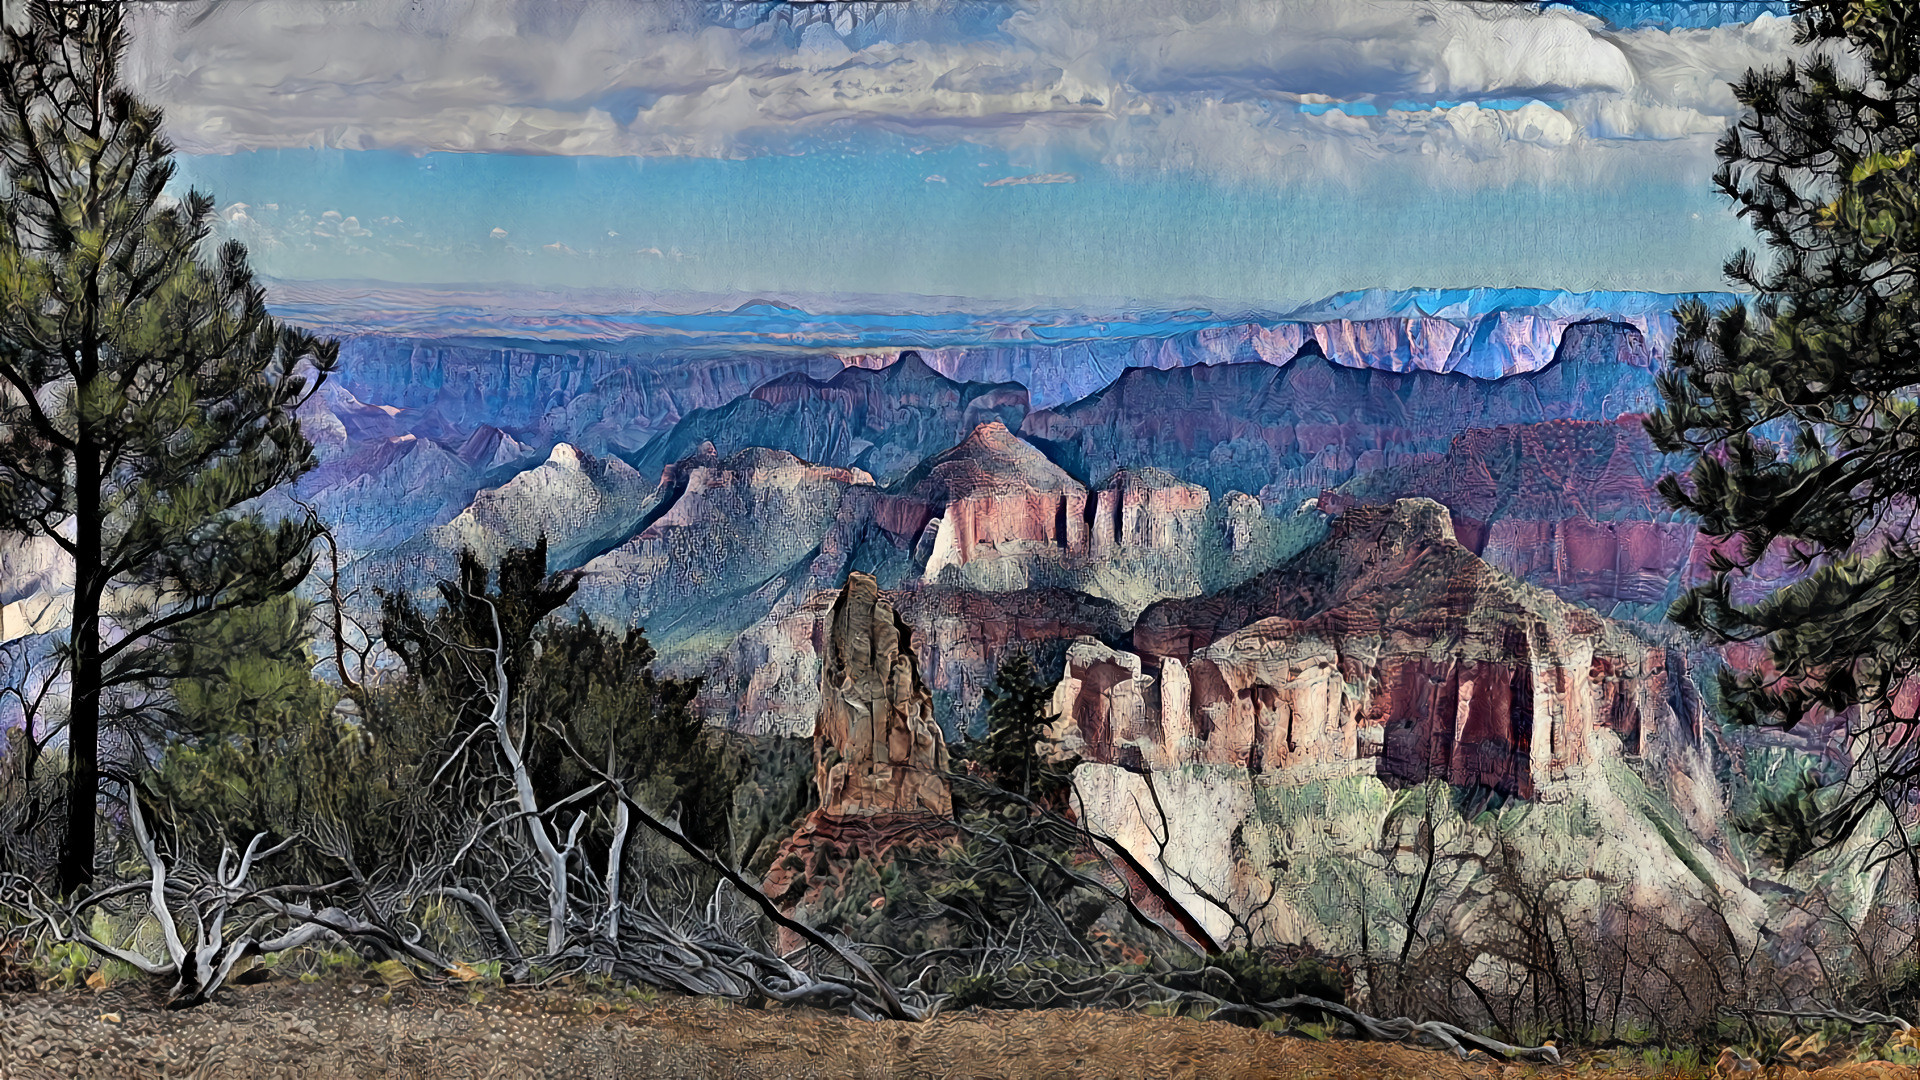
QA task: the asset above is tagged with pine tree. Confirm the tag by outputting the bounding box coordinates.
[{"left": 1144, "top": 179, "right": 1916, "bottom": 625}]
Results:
[
  {"left": 970, "top": 651, "right": 1077, "bottom": 804},
  {"left": 373, "top": 540, "right": 741, "bottom": 869},
  {"left": 1646, "top": 0, "right": 1920, "bottom": 859},
  {"left": 150, "top": 594, "right": 387, "bottom": 883},
  {"left": 0, "top": 2, "right": 336, "bottom": 893}
]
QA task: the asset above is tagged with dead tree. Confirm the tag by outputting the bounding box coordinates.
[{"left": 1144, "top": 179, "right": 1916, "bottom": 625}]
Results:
[
  {"left": 542, "top": 718, "right": 922, "bottom": 1020},
  {"left": 0, "top": 637, "right": 65, "bottom": 877},
  {"left": 470, "top": 593, "right": 585, "bottom": 956},
  {"left": 4, "top": 783, "right": 454, "bottom": 1007}
]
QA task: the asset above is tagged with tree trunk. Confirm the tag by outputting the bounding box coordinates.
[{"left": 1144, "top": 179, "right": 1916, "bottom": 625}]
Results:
[
  {"left": 59, "top": 444, "right": 101, "bottom": 896},
  {"left": 604, "top": 799, "right": 629, "bottom": 946}
]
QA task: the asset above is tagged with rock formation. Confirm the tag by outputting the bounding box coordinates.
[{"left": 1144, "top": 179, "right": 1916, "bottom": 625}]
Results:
[
  {"left": 568, "top": 446, "right": 875, "bottom": 663},
  {"left": 711, "top": 582, "right": 1135, "bottom": 740},
  {"left": 898, "top": 288, "right": 1698, "bottom": 408},
  {"left": 1063, "top": 499, "right": 1680, "bottom": 800},
  {"left": 298, "top": 429, "right": 476, "bottom": 553},
  {"left": 1087, "top": 468, "right": 1210, "bottom": 557},
  {"left": 630, "top": 351, "right": 1030, "bottom": 487},
  {"left": 1327, "top": 417, "right": 1782, "bottom": 613},
  {"left": 1019, "top": 344, "right": 1661, "bottom": 501},
  {"left": 456, "top": 424, "right": 538, "bottom": 473},
  {"left": 759, "top": 573, "right": 955, "bottom": 932},
  {"left": 330, "top": 336, "right": 837, "bottom": 449},
  {"left": 0, "top": 531, "right": 70, "bottom": 643},
  {"left": 430, "top": 442, "right": 650, "bottom": 569},
  {"left": 877, "top": 421, "right": 1089, "bottom": 586},
  {"left": 813, "top": 572, "right": 952, "bottom": 817}
]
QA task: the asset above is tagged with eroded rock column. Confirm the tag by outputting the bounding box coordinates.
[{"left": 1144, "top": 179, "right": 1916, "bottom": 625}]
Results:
[{"left": 815, "top": 571, "right": 952, "bottom": 817}]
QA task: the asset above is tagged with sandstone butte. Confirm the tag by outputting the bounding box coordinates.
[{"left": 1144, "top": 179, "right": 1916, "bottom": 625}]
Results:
[
  {"left": 1062, "top": 498, "right": 1689, "bottom": 801},
  {"left": 873, "top": 420, "right": 1215, "bottom": 584},
  {"left": 812, "top": 571, "right": 952, "bottom": 818},
  {"left": 876, "top": 420, "right": 1090, "bottom": 580}
]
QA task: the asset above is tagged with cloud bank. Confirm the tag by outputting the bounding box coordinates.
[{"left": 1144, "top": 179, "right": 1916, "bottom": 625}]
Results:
[{"left": 127, "top": 0, "right": 1797, "bottom": 186}]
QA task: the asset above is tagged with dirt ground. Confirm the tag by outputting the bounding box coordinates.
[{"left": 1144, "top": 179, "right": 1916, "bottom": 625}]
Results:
[{"left": 2, "top": 978, "right": 1918, "bottom": 1080}]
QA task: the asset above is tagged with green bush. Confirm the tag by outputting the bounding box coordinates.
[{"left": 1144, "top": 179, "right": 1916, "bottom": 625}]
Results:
[
  {"left": 1211, "top": 948, "right": 1346, "bottom": 1006},
  {"left": 946, "top": 971, "right": 1003, "bottom": 1010}
]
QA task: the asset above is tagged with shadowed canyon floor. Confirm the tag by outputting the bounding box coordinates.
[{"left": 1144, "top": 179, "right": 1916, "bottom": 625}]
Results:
[{"left": 3, "top": 982, "right": 1917, "bottom": 1079}]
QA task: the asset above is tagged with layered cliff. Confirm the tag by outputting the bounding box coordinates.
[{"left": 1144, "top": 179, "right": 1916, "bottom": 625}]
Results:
[
  {"left": 570, "top": 446, "right": 878, "bottom": 662},
  {"left": 306, "top": 290, "right": 1709, "bottom": 415},
  {"left": 880, "top": 421, "right": 1088, "bottom": 588},
  {"left": 297, "top": 430, "right": 479, "bottom": 553},
  {"left": 1020, "top": 344, "right": 1661, "bottom": 500},
  {"left": 1328, "top": 417, "right": 1707, "bottom": 614},
  {"left": 630, "top": 352, "right": 1029, "bottom": 486},
  {"left": 329, "top": 336, "right": 836, "bottom": 450},
  {"left": 899, "top": 291, "right": 1697, "bottom": 408},
  {"left": 1064, "top": 499, "right": 1680, "bottom": 800},
  {"left": 430, "top": 443, "right": 652, "bottom": 570}
]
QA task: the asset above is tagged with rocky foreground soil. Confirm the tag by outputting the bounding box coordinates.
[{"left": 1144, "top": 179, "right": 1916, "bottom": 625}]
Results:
[{"left": 2, "top": 981, "right": 1917, "bottom": 1079}]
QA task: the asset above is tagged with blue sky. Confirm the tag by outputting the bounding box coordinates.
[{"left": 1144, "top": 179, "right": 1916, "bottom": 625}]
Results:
[
  {"left": 176, "top": 143, "right": 1746, "bottom": 307},
  {"left": 135, "top": 1, "right": 1800, "bottom": 310}
]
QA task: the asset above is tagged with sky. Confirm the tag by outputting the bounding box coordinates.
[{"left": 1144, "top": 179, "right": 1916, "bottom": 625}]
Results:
[{"left": 124, "top": 0, "right": 1804, "bottom": 310}]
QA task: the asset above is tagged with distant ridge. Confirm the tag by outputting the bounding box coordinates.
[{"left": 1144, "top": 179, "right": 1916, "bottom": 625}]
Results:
[
  {"left": 1283, "top": 287, "right": 1737, "bottom": 324},
  {"left": 264, "top": 281, "right": 1741, "bottom": 354}
]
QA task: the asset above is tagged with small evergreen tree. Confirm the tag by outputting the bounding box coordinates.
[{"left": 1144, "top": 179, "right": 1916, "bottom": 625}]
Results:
[
  {"left": 968, "top": 651, "right": 1077, "bottom": 805},
  {"left": 376, "top": 539, "right": 581, "bottom": 741},
  {"left": 370, "top": 540, "right": 741, "bottom": 871},
  {"left": 518, "top": 613, "right": 741, "bottom": 859},
  {"left": 0, "top": 2, "right": 336, "bottom": 892},
  {"left": 1646, "top": 0, "right": 1920, "bottom": 859},
  {"left": 149, "top": 594, "right": 389, "bottom": 881}
]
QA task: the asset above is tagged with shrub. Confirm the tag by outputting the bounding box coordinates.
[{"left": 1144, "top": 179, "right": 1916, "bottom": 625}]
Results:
[{"left": 1212, "top": 948, "right": 1347, "bottom": 1006}]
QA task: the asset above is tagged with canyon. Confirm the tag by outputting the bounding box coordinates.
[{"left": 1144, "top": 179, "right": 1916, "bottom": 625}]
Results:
[
  {"left": 0, "top": 288, "right": 1808, "bottom": 958},
  {"left": 7, "top": 290, "right": 1743, "bottom": 742}
]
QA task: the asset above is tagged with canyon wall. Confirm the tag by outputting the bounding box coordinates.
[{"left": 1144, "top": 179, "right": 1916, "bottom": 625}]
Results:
[{"left": 1057, "top": 499, "right": 1683, "bottom": 801}]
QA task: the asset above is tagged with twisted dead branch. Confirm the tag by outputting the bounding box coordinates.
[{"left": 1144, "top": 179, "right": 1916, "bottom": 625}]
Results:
[
  {"left": 4, "top": 784, "right": 458, "bottom": 1007},
  {"left": 541, "top": 717, "right": 922, "bottom": 1021},
  {"left": 1230, "top": 994, "right": 1563, "bottom": 1064},
  {"left": 1744, "top": 1007, "right": 1915, "bottom": 1031}
]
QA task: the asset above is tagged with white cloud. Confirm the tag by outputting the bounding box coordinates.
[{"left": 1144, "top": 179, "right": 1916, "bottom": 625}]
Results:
[
  {"left": 202, "top": 198, "right": 421, "bottom": 260},
  {"left": 490, "top": 227, "right": 509, "bottom": 239},
  {"left": 983, "top": 172, "right": 1076, "bottom": 187},
  {"left": 121, "top": 1, "right": 1801, "bottom": 187},
  {"left": 1433, "top": 10, "right": 1634, "bottom": 96}
]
